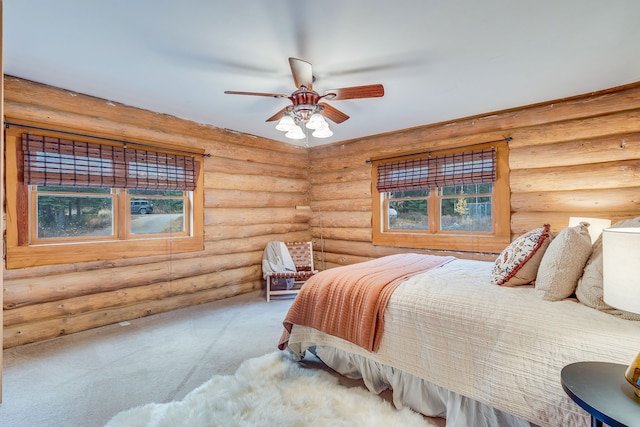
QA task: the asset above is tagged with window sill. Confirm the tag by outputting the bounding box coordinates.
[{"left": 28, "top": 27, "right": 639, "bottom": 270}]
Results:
[
  {"left": 372, "top": 231, "right": 509, "bottom": 254},
  {"left": 6, "top": 235, "right": 204, "bottom": 269}
]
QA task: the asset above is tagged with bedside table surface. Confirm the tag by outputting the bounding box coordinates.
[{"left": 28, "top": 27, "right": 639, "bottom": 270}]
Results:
[{"left": 561, "top": 361, "right": 640, "bottom": 427}]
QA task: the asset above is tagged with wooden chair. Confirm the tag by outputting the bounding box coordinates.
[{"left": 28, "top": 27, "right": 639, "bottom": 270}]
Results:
[{"left": 265, "top": 241, "right": 317, "bottom": 302}]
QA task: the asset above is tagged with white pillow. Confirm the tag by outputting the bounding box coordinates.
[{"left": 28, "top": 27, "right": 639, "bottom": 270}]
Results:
[
  {"left": 576, "top": 217, "right": 640, "bottom": 320},
  {"left": 536, "top": 222, "right": 592, "bottom": 301}
]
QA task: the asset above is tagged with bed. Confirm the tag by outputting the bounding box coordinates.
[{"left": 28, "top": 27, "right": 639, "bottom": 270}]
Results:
[{"left": 277, "top": 224, "right": 640, "bottom": 427}]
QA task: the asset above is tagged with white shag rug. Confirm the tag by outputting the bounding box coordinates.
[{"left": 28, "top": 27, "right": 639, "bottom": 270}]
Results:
[{"left": 106, "top": 350, "right": 435, "bottom": 427}]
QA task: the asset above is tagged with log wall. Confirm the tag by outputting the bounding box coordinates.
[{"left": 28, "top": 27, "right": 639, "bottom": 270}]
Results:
[
  {"left": 308, "top": 82, "right": 640, "bottom": 270},
  {"left": 2, "top": 76, "right": 311, "bottom": 348},
  {"left": 4, "top": 75, "right": 640, "bottom": 348},
  {"left": 1, "top": 6, "right": 5, "bottom": 400}
]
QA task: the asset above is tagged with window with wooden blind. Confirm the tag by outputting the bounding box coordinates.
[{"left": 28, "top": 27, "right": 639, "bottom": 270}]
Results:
[
  {"left": 5, "top": 125, "right": 205, "bottom": 269},
  {"left": 22, "top": 134, "right": 197, "bottom": 190},
  {"left": 371, "top": 142, "right": 510, "bottom": 253}
]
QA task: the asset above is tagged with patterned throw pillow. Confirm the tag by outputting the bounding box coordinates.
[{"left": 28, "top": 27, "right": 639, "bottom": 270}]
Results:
[
  {"left": 535, "top": 222, "right": 592, "bottom": 301},
  {"left": 491, "top": 224, "right": 552, "bottom": 286}
]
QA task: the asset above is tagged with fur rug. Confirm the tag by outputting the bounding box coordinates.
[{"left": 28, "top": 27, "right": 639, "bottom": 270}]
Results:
[{"left": 106, "top": 350, "right": 435, "bottom": 426}]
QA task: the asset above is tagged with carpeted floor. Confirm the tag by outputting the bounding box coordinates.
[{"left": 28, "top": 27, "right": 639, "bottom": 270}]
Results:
[
  {"left": 0, "top": 291, "right": 445, "bottom": 427},
  {"left": 1, "top": 291, "right": 295, "bottom": 426}
]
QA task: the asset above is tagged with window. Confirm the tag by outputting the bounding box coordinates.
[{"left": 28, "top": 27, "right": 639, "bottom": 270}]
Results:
[
  {"left": 371, "top": 142, "right": 510, "bottom": 253},
  {"left": 5, "top": 126, "right": 205, "bottom": 269},
  {"left": 31, "top": 186, "right": 189, "bottom": 241}
]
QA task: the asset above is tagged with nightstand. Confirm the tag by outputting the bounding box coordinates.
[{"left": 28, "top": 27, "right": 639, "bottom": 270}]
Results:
[{"left": 561, "top": 361, "right": 640, "bottom": 427}]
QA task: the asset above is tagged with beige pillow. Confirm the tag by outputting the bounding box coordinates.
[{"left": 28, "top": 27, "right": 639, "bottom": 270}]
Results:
[
  {"left": 491, "top": 224, "right": 552, "bottom": 286},
  {"left": 536, "top": 222, "right": 592, "bottom": 301},
  {"left": 576, "top": 217, "right": 640, "bottom": 320}
]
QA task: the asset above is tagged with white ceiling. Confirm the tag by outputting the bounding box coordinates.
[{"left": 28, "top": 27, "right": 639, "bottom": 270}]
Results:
[{"left": 5, "top": 1, "right": 640, "bottom": 147}]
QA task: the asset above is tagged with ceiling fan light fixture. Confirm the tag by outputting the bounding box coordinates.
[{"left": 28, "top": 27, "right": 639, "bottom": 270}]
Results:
[
  {"left": 225, "top": 58, "right": 384, "bottom": 142},
  {"left": 312, "top": 123, "right": 333, "bottom": 138},
  {"left": 285, "top": 124, "right": 306, "bottom": 140},
  {"left": 275, "top": 115, "right": 296, "bottom": 131},
  {"left": 305, "top": 112, "right": 326, "bottom": 130}
]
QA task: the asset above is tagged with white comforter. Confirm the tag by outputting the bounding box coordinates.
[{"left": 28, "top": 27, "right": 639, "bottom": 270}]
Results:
[{"left": 287, "top": 259, "right": 640, "bottom": 427}]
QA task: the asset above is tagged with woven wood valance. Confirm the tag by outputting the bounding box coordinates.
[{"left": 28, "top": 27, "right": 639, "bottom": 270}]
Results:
[
  {"left": 376, "top": 147, "right": 496, "bottom": 192},
  {"left": 22, "top": 134, "right": 197, "bottom": 191}
]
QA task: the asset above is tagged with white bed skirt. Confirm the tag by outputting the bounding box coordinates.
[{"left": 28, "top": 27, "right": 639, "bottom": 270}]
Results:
[{"left": 297, "top": 344, "right": 533, "bottom": 427}]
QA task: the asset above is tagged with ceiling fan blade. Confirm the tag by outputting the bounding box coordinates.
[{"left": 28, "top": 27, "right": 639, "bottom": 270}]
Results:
[
  {"left": 289, "top": 57, "right": 313, "bottom": 90},
  {"left": 323, "top": 84, "right": 384, "bottom": 100},
  {"left": 224, "top": 90, "right": 289, "bottom": 98},
  {"left": 319, "top": 102, "right": 349, "bottom": 124},
  {"left": 265, "top": 107, "right": 287, "bottom": 122}
]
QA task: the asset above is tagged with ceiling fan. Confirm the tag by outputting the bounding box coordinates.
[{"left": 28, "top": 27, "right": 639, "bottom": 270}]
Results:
[{"left": 224, "top": 57, "right": 384, "bottom": 139}]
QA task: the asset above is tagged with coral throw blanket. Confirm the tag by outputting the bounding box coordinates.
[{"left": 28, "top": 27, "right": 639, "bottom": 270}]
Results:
[{"left": 278, "top": 253, "right": 455, "bottom": 352}]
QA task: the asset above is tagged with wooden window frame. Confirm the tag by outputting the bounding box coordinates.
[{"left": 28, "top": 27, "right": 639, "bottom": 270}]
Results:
[
  {"left": 371, "top": 142, "right": 511, "bottom": 254},
  {"left": 5, "top": 124, "right": 205, "bottom": 269}
]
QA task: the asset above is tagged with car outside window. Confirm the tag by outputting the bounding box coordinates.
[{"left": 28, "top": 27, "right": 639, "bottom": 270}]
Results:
[{"left": 4, "top": 125, "right": 204, "bottom": 268}]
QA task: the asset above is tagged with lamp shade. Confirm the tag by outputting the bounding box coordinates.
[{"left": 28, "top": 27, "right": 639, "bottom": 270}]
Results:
[
  {"left": 568, "top": 217, "right": 611, "bottom": 244},
  {"left": 275, "top": 115, "right": 296, "bottom": 132},
  {"left": 305, "top": 113, "right": 326, "bottom": 130},
  {"left": 285, "top": 125, "right": 306, "bottom": 140},
  {"left": 312, "top": 123, "right": 333, "bottom": 138},
  {"left": 602, "top": 227, "right": 640, "bottom": 314}
]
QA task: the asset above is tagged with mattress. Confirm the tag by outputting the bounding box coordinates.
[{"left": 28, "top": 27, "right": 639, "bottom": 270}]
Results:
[{"left": 286, "top": 258, "right": 640, "bottom": 427}]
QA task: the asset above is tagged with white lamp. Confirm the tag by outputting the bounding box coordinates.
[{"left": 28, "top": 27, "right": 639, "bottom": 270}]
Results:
[
  {"left": 275, "top": 115, "right": 296, "bottom": 132},
  {"left": 284, "top": 124, "right": 306, "bottom": 140},
  {"left": 305, "top": 113, "right": 326, "bottom": 130},
  {"left": 312, "top": 122, "right": 333, "bottom": 138},
  {"left": 569, "top": 217, "right": 611, "bottom": 244},
  {"left": 602, "top": 227, "right": 640, "bottom": 397},
  {"left": 275, "top": 105, "right": 332, "bottom": 140}
]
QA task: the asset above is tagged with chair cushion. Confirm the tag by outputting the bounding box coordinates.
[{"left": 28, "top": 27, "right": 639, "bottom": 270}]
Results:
[{"left": 268, "top": 271, "right": 316, "bottom": 280}]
